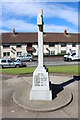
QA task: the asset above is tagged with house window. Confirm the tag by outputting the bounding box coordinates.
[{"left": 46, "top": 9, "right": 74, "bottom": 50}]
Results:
[
  {"left": 72, "top": 43, "right": 76, "bottom": 47},
  {"left": 3, "top": 52, "right": 6, "bottom": 57},
  {"left": 3, "top": 52, "right": 10, "bottom": 57},
  {"left": 17, "top": 52, "right": 22, "bottom": 56},
  {"left": 3, "top": 44, "right": 10, "bottom": 48},
  {"left": 61, "top": 50, "right": 66, "bottom": 53},
  {"left": 16, "top": 44, "right": 22, "bottom": 48},
  {"left": 50, "top": 51, "right": 55, "bottom": 55},
  {"left": 61, "top": 43, "right": 66, "bottom": 47},
  {"left": 49, "top": 43, "right": 55, "bottom": 47},
  {"left": 27, "top": 43, "right": 32, "bottom": 47},
  {"left": 7, "top": 52, "right": 10, "bottom": 56}
]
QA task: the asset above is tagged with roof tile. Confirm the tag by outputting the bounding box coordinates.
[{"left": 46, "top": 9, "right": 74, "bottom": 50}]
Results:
[{"left": 0, "top": 32, "right": 79, "bottom": 44}]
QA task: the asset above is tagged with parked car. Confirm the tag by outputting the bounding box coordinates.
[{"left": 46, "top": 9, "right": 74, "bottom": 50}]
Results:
[
  {"left": 0, "top": 58, "right": 26, "bottom": 68},
  {"left": 64, "top": 49, "right": 80, "bottom": 61},
  {"left": 16, "top": 54, "right": 33, "bottom": 62}
]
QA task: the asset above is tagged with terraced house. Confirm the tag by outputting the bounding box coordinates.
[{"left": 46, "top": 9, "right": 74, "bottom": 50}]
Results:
[{"left": 0, "top": 28, "right": 79, "bottom": 59}]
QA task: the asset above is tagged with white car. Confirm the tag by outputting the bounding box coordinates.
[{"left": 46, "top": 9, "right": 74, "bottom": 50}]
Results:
[{"left": 64, "top": 52, "right": 80, "bottom": 61}]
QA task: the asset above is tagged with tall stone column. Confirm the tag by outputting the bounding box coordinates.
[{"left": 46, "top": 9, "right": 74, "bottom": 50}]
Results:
[
  {"left": 37, "top": 9, "right": 43, "bottom": 67},
  {"left": 30, "top": 9, "right": 52, "bottom": 100}
]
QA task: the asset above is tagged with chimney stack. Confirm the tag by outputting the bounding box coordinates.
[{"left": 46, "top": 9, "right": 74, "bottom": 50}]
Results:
[
  {"left": 13, "top": 28, "right": 15, "bottom": 34},
  {"left": 64, "top": 30, "right": 68, "bottom": 35}
]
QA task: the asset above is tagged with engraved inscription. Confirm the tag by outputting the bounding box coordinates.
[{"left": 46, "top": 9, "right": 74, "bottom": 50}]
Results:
[{"left": 34, "top": 73, "right": 47, "bottom": 87}]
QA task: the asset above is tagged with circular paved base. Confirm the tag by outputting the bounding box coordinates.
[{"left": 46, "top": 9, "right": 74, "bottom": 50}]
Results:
[{"left": 13, "top": 79, "right": 73, "bottom": 112}]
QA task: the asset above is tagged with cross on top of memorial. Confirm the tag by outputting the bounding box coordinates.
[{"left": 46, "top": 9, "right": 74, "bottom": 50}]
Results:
[{"left": 37, "top": 9, "right": 43, "bottom": 26}]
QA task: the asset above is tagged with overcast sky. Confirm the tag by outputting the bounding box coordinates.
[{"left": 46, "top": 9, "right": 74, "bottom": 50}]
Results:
[{"left": 0, "top": 1, "right": 78, "bottom": 33}]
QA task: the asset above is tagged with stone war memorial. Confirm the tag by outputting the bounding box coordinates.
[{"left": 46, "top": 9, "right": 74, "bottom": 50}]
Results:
[
  {"left": 30, "top": 9, "right": 52, "bottom": 100},
  {"left": 13, "top": 9, "right": 73, "bottom": 112}
]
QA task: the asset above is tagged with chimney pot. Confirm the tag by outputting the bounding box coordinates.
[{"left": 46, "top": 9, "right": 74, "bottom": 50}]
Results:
[
  {"left": 64, "top": 30, "right": 69, "bottom": 35},
  {"left": 13, "top": 28, "right": 15, "bottom": 34},
  {"left": 64, "top": 30, "right": 67, "bottom": 34}
]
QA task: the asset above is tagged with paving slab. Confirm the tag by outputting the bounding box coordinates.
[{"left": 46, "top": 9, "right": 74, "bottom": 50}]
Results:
[
  {"left": 13, "top": 77, "right": 72, "bottom": 112},
  {"left": 2, "top": 74, "right": 79, "bottom": 118},
  {"left": 37, "top": 110, "right": 70, "bottom": 118}
]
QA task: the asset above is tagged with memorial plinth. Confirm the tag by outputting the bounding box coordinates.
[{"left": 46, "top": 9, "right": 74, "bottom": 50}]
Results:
[{"left": 30, "top": 9, "right": 52, "bottom": 100}]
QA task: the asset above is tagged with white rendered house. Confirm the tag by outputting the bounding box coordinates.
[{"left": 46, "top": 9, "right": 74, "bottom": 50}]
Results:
[{"left": 0, "top": 29, "right": 79, "bottom": 59}]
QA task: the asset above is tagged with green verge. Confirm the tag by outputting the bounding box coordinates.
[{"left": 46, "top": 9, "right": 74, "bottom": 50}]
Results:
[
  {"left": 0, "top": 65, "right": 79, "bottom": 75},
  {"left": 0, "top": 67, "right": 35, "bottom": 75},
  {"left": 49, "top": 65, "right": 79, "bottom": 74}
]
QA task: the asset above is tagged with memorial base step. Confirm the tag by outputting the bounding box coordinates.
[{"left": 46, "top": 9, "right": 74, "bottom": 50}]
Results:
[{"left": 30, "top": 90, "right": 52, "bottom": 100}]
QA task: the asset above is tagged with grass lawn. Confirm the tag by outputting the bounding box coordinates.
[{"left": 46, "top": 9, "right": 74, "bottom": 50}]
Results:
[
  {"left": 0, "top": 65, "right": 79, "bottom": 75},
  {"left": 49, "top": 65, "right": 79, "bottom": 74}
]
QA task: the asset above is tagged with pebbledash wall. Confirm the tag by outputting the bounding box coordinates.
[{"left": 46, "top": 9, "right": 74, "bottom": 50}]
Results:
[{"left": 0, "top": 29, "right": 79, "bottom": 59}]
